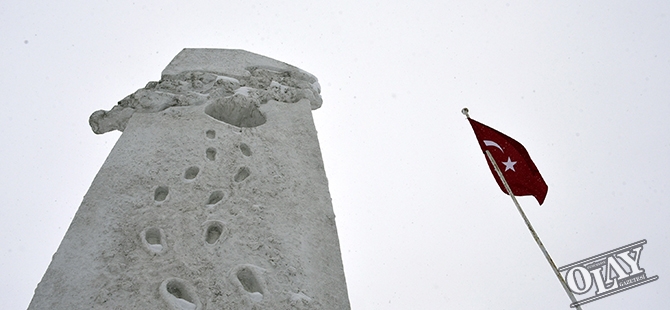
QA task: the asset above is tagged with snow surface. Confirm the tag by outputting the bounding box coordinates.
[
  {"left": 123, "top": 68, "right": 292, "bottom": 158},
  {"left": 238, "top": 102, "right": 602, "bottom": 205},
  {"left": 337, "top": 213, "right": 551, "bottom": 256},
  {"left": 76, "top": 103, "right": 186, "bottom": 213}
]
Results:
[
  {"left": 174, "top": 298, "right": 196, "bottom": 310},
  {"left": 27, "top": 49, "right": 348, "bottom": 310},
  {"left": 249, "top": 292, "right": 263, "bottom": 303},
  {"left": 148, "top": 244, "right": 163, "bottom": 252}
]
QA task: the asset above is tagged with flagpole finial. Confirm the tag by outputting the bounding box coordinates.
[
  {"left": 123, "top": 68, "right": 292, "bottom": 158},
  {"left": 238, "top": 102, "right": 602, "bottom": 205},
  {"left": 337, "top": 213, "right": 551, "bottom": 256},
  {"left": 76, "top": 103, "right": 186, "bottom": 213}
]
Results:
[{"left": 461, "top": 107, "right": 470, "bottom": 118}]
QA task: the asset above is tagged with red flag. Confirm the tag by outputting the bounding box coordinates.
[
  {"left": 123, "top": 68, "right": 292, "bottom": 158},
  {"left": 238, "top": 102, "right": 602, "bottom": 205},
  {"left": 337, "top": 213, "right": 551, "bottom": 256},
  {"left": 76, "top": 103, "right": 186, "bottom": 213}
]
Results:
[{"left": 467, "top": 118, "right": 548, "bottom": 205}]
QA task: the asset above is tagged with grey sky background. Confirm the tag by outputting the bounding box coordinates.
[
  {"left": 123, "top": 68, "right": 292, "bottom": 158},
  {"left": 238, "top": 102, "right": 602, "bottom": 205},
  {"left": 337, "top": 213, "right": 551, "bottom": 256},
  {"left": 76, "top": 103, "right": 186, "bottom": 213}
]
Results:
[{"left": 2, "top": 1, "right": 669, "bottom": 309}]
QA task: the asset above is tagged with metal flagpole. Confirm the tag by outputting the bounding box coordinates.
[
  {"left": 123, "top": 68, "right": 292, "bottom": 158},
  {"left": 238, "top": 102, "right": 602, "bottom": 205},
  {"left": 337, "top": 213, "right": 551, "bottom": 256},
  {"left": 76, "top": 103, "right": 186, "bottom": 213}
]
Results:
[{"left": 484, "top": 149, "right": 583, "bottom": 310}]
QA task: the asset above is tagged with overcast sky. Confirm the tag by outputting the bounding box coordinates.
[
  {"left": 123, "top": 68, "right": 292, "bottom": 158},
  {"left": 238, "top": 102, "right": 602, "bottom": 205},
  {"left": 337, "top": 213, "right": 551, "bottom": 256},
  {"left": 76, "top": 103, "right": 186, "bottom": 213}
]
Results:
[{"left": 2, "top": 1, "right": 669, "bottom": 309}]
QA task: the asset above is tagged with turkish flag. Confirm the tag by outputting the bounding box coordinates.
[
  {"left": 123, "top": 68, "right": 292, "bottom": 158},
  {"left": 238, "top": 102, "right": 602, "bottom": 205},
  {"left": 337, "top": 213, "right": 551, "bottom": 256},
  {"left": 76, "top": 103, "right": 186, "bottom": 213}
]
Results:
[{"left": 467, "top": 118, "right": 548, "bottom": 205}]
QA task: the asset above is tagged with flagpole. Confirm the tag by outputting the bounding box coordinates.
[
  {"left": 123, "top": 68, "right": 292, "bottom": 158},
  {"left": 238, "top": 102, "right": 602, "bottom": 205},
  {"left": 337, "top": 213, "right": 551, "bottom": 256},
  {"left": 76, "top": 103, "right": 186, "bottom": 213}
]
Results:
[
  {"left": 463, "top": 107, "right": 581, "bottom": 308},
  {"left": 485, "top": 149, "right": 582, "bottom": 310}
]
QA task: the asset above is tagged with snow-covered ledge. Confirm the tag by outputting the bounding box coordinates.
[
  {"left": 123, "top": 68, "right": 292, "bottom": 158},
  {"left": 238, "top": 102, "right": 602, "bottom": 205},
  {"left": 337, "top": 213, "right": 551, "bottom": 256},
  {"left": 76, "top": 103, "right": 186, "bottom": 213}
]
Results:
[{"left": 89, "top": 49, "right": 322, "bottom": 134}]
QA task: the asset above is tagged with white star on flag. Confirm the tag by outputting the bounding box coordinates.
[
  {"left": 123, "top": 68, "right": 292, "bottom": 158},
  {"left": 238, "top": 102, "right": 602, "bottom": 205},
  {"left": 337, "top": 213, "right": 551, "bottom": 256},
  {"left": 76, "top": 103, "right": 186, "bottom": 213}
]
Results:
[{"left": 502, "top": 157, "right": 517, "bottom": 171}]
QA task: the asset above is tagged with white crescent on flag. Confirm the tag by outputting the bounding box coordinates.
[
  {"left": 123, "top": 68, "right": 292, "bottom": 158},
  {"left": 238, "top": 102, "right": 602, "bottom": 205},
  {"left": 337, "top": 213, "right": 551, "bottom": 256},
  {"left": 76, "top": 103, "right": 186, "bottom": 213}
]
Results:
[{"left": 483, "top": 140, "right": 503, "bottom": 152}]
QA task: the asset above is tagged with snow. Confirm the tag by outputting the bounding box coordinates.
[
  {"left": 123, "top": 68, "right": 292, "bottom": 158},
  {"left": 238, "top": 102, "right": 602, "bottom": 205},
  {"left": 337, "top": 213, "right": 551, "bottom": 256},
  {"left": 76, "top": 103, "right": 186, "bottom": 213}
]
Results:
[
  {"left": 233, "top": 87, "right": 254, "bottom": 97},
  {"left": 27, "top": 48, "right": 347, "bottom": 310},
  {"left": 310, "top": 81, "right": 320, "bottom": 94},
  {"left": 215, "top": 75, "right": 240, "bottom": 84},
  {"left": 249, "top": 292, "right": 263, "bottom": 303},
  {"left": 289, "top": 292, "right": 312, "bottom": 303},
  {"left": 269, "top": 80, "right": 287, "bottom": 90},
  {"left": 174, "top": 298, "right": 196, "bottom": 310},
  {"left": 148, "top": 244, "right": 163, "bottom": 252}
]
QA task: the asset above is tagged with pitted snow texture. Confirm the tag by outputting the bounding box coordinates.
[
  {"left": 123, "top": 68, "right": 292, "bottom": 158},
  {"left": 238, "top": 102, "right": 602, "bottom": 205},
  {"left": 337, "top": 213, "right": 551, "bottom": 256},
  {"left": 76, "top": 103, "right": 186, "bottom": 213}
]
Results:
[
  {"left": 31, "top": 49, "right": 348, "bottom": 310},
  {"left": 30, "top": 100, "right": 349, "bottom": 310}
]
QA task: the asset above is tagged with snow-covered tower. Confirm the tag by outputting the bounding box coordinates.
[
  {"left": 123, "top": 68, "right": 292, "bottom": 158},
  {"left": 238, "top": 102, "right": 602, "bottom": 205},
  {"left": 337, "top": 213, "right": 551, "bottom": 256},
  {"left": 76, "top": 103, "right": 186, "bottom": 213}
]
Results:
[{"left": 29, "top": 49, "right": 350, "bottom": 310}]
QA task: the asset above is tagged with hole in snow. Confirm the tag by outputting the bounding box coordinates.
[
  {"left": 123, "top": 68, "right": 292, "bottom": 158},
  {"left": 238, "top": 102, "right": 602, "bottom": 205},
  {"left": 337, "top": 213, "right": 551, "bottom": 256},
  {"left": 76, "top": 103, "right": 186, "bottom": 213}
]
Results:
[
  {"left": 237, "top": 267, "right": 263, "bottom": 294},
  {"left": 204, "top": 95, "right": 266, "bottom": 128},
  {"left": 239, "top": 143, "right": 252, "bottom": 156},
  {"left": 205, "top": 222, "right": 223, "bottom": 244},
  {"left": 160, "top": 278, "right": 200, "bottom": 310},
  {"left": 206, "top": 148, "right": 216, "bottom": 161},
  {"left": 167, "top": 281, "right": 187, "bottom": 300},
  {"left": 184, "top": 166, "right": 200, "bottom": 180},
  {"left": 206, "top": 130, "right": 216, "bottom": 139},
  {"left": 207, "top": 191, "right": 224, "bottom": 206},
  {"left": 145, "top": 228, "right": 161, "bottom": 245},
  {"left": 141, "top": 227, "right": 165, "bottom": 253},
  {"left": 234, "top": 167, "right": 250, "bottom": 182},
  {"left": 155, "top": 186, "right": 169, "bottom": 202}
]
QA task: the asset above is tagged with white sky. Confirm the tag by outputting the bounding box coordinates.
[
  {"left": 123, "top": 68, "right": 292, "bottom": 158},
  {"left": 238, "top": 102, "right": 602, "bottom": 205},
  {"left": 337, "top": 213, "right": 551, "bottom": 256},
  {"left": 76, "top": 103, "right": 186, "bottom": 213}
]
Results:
[{"left": 2, "top": 1, "right": 669, "bottom": 309}]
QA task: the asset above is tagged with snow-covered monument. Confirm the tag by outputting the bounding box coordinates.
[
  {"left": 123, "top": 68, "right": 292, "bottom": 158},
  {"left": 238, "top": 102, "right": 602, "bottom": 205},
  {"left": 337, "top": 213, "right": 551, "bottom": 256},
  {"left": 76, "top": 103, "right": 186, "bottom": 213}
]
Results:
[{"left": 29, "top": 49, "right": 350, "bottom": 310}]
